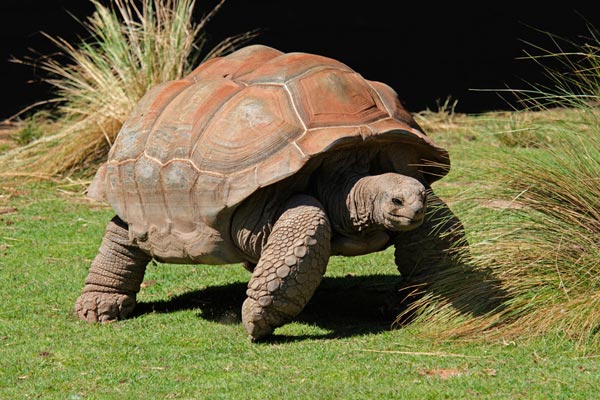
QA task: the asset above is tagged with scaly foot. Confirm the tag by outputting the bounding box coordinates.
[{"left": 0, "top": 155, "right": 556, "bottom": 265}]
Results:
[{"left": 74, "top": 292, "right": 136, "bottom": 323}]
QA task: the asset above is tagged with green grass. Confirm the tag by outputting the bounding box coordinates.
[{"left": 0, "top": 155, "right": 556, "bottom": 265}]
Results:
[
  {"left": 1, "top": 175, "right": 599, "bottom": 399},
  {"left": 10, "top": 113, "right": 50, "bottom": 146},
  {"left": 2, "top": 12, "right": 600, "bottom": 398}
]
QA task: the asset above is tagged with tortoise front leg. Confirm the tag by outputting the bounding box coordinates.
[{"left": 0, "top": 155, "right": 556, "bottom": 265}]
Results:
[
  {"left": 242, "top": 195, "right": 331, "bottom": 341},
  {"left": 75, "top": 216, "right": 151, "bottom": 322},
  {"left": 393, "top": 191, "right": 466, "bottom": 280}
]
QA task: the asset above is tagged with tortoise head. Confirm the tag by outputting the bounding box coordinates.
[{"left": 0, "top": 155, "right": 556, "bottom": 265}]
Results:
[
  {"left": 347, "top": 172, "right": 427, "bottom": 232},
  {"left": 372, "top": 173, "right": 427, "bottom": 231}
]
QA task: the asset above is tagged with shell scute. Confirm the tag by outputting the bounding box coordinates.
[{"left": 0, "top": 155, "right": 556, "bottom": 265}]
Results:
[
  {"left": 144, "top": 79, "right": 242, "bottom": 163},
  {"left": 133, "top": 155, "right": 166, "bottom": 233},
  {"left": 186, "top": 44, "right": 284, "bottom": 81},
  {"left": 295, "top": 126, "right": 364, "bottom": 156},
  {"left": 112, "top": 160, "right": 145, "bottom": 238},
  {"left": 368, "top": 81, "right": 421, "bottom": 130},
  {"left": 111, "top": 80, "right": 192, "bottom": 162},
  {"left": 289, "top": 69, "right": 388, "bottom": 129},
  {"left": 191, "top": 84, "right": 304, "bottom": 174},
  {"left": 254, "top": 143, "right": 307, "bottom": 188},
  {"left": 192, "top": 172, "right": 234, "bottom": 226},
  {"left": 160, "top": 160, "right": 198, "bottom": 234},
  {"left": 238, "top": 52, "right": 351, "bottom": 84},
  {"left": 105, "top": 163, "right": 124, "bottom": 216}
]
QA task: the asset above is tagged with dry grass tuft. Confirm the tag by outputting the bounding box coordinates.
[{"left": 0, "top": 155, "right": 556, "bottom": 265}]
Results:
[
  {"left": 1, "top": 0, "right": 255, "bottom": 178},
  {"left": 400, "top": 24, "right": 600, "bottom": 349}
]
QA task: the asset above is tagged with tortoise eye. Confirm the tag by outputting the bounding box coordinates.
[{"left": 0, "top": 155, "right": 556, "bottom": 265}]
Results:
[{"left": 392, "top": 198, "right": 404, "bottom": 206}]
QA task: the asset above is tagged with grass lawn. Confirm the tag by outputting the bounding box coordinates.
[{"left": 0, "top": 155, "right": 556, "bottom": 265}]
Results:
[{"left": 1, "top": 109, "right": 599, "bottom": 399}]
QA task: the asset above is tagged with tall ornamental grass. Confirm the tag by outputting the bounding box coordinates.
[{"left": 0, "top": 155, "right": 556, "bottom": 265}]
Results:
[
  {"left": 1, "top": 0, "right": 254, "bottom": 178},
  {"left": 399, "top": 25, "right": 600, "bottom": 348}
]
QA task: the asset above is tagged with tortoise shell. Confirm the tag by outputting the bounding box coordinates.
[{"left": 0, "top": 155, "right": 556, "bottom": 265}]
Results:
[{"left": 89, "top": 44, "right": 449, "bottom": 263}]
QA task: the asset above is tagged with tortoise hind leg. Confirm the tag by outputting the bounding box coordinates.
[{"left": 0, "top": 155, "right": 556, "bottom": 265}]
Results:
[
  {"left": 242, "top": 195, "right": 331, "bottom": 341},
  {"left": 75, "top": 216, "right": 151, "bottom": 322}
]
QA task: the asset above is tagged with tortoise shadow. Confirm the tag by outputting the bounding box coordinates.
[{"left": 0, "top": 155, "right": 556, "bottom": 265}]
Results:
[
  {"left": 133, "top": 262, "right": 509, "bottom": 342},
  {"left": 134, "top": 274, "right": 406, "bottom": 341}
]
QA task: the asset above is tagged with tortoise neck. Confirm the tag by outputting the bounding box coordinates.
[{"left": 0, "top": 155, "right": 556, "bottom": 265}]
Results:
[
  {"left": 346, "top": 175, "right": 381, "bottom": 232},
  {"left": 315, "top": 171, "right": 377, "bottom": 235}
]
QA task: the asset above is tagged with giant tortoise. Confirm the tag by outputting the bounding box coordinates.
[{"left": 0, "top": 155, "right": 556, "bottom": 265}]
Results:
[{"left": 75, "top": 44, "right": 462, "bottom": 340}]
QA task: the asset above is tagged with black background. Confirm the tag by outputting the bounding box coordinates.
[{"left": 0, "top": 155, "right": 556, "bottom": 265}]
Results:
[{"left": 1, "top": 0, "right": 599, "bottom": 119}]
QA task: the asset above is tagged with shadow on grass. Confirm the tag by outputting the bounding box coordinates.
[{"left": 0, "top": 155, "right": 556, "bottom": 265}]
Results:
[
  {"left": 134, "top": 274, "right": 410, "bottom": 340},
  {"left": 133, "top": 264, "right": 509, "bottom": 342}
]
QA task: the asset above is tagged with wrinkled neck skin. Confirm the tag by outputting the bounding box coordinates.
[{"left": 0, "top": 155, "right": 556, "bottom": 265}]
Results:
[
  {"left": 345, "top": 175, "right": 382, "bottom": 233},
  {"left": 316, "top": 172, "right": 381, "bottom": 236}
]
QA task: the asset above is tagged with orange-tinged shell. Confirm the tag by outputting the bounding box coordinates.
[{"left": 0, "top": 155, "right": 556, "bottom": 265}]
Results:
[{"left": 90, "top": 45, "right": 450, "bottom": 263}]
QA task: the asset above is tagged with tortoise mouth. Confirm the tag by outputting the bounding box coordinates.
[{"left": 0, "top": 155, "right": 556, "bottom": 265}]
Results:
[{"left": 384, "top": 213, "right": 424, "bottom": 231}]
